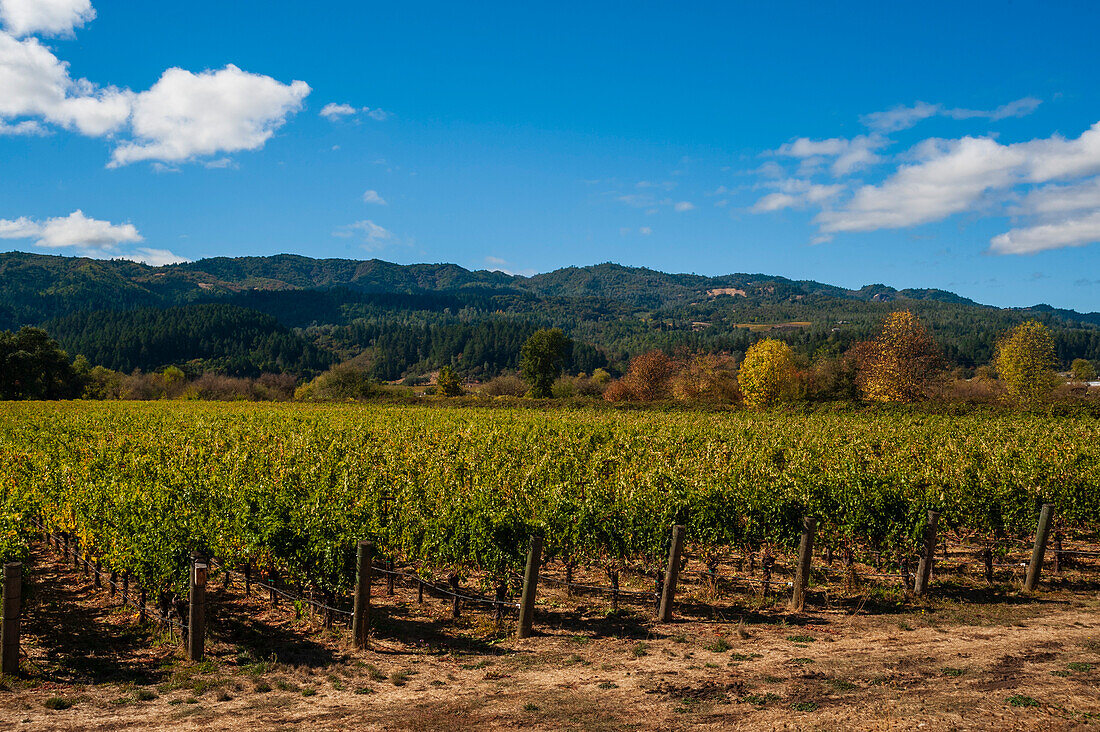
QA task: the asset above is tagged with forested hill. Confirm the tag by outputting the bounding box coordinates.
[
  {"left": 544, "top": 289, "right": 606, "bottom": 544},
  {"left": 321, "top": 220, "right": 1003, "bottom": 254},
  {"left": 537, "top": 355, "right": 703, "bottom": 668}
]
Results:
[{"left": 2, "top": 250, "right": 1099, "bottom": 379}]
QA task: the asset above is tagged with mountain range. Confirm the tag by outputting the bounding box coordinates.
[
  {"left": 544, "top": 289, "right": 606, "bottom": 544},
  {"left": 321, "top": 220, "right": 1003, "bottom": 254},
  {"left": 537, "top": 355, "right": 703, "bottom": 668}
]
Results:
[{"left": 2, "top": 251, "right": 1097, "bottom": 378}]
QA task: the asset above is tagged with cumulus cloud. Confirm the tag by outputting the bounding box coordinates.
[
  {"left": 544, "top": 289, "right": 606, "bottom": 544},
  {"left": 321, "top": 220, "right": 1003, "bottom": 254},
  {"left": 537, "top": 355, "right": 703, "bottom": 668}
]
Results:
[
  {"left": 109, "top": 65, "right": 309, "bottom": 166},
  {"left": 862, "top": 97, "right": 1041, "bottom": 132},
  {"left": 0, "top": 5, "right": 312, "bottom": 166},
  {"left": 673, "top": 201, "right": 695, "bottom": 212},
  {"left": 817, "top": 137, "right": 1023, "bottom": 232},
  {"left": 990, "top": 211, "right": 1100, "bottom": 255},
  {"left": 816, "top": 123, "right": 1100, "bottom": 239},
  {"left": 0, "top": 210, "right": 186, "bottom": 262},
  {"left": 775, "top": 134, "right": 885, "bottom": 176},
  {"left": 0, "top": 0, "right": 94, "bottom": 38},
  {"left": 0, "top": 31, "right": 132, "bottom": 136},
  {"left": 0, "top": 209, "right": 141, "bottom": 253},
  {"left": 362, "top": 189, "right": 386, "bottom": 205}
]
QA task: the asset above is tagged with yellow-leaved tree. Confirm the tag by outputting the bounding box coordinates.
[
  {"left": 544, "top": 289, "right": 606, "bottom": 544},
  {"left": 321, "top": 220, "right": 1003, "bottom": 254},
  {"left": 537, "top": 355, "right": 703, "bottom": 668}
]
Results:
[
  {"left": 738, "top": 338, "right": 795, "bottom": 409},
  {"left": 852, "top": 310, "right": 941, "bottom": 403},
  {"left": 994, "top": 320, "right": 1059, "bottom": 403}
]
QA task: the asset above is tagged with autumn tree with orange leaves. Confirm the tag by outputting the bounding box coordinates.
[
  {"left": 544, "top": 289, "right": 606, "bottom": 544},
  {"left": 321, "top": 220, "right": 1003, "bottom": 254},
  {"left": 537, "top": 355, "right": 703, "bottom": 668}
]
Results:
[{"left": 852, "top": 310, "right": 942, "bottom": 403}]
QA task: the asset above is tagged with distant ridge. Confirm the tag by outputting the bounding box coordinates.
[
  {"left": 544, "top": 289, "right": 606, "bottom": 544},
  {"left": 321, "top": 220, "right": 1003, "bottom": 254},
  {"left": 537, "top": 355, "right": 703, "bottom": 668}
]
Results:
[{"left": 2, "top": 250, "right": 1098, "bottom": 377}]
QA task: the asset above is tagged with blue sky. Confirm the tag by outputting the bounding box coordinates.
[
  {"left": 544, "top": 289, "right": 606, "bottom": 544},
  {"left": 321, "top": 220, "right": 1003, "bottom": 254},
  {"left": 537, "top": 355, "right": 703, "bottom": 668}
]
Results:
[{"left": 2, "top": 1, "right": 1100, "bottom": 311}]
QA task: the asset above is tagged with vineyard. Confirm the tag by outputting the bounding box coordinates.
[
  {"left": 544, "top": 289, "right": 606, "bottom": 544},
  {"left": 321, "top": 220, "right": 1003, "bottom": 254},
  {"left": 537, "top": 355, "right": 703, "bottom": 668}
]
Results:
[{"left": 1, "top": 401, "right": 1098, "bottom": 609}]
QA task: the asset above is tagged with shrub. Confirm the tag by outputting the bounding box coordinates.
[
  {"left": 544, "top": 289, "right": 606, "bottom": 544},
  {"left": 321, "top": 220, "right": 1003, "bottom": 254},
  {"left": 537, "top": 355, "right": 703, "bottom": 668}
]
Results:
[{"left": 295, "top": 363, "right": 376, "bottom": 401}]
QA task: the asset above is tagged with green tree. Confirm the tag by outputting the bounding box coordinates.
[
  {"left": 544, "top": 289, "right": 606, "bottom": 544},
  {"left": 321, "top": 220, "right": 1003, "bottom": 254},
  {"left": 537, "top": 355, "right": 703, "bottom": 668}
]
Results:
[
  {"left": 995, "top": 320, "right": 1059, "bottom": 403},
  {"left": 1071, "top": 358, "right": 1097, "bottom": 382},
  {"left": 436, "top": 365, "right": 464, "bottom": 396},
  {"left": 738, "top": 338, "right": 795, "bottom": 409},
  {"left": 0, "top": 327, "right": 82, "bottom": 399},
  {"left": 519, "top": 328, "right": 573, "bottom": 398}
]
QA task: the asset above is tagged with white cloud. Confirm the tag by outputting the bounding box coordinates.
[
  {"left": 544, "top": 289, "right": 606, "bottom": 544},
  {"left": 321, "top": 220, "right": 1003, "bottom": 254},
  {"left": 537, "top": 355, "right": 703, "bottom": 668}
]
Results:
[
  {"left": 1014, "top": 178, "right": 1100, "bottom": 216},
  {"left": 0, "top": 118, "right": 42, "bottom": 134},
  {"left": 860, "top": 102, "right": 940, "bottom": 133},
  {"left": 121, "top": 247, "right": 190, "bottom": 266},
  {"left": 752, "top": 179, "right": 844, "bottom": 213},
  {"left": 818, "top": 137, "right": 1022, "bottom": 232},
  {"left": 639, "top": 226, "right": 652, "bottom": 235},
  {"left": 0, "top": 31, "right": 132, "bottom": 136},
  {"left": 320, "top": 103, "right": 389, "bottom": 121},
  {"left": 862, "top": 97, "right": 1041, "bottom": 132},
  {"left": 816, "top": 123, "right": 1100, "bottom": 240},
  {"left": 320, "top": 102, "right": 357, "bottom": 119},
  {"left": 0, "top": 209, "right": 144, "bottom": 257},
  {"left": 333, "top": 219, "right": 393, "bottom": 250},
  {"left": 673, "top": 201, "right": 695, "bottom": 212},
  {"left": 0, "top": 0, "right": 94, "bottom": 38},
  {"left": 109, "top": 65, "right": 309, "bottom": 167},
  {"left": 0, "top": 5, "right": 312, "bottom": 167},
  {"left": 752, "top": 192, "right": 799, "bottom": 213},
  {"left": 483, "top": 255, "right": 535, "bottom": 276},
  {"left": 776, "top": 134, "right": 885, "bottom": 176},
  {"left": 1020, "top": 121, "right": 1100, "bottom": 182},
  {"left": 362, "top": 189, "right": 386, "bottom": 205},
  {"left": 990, "top": 211, "right": 1100, "bottom": 254}
]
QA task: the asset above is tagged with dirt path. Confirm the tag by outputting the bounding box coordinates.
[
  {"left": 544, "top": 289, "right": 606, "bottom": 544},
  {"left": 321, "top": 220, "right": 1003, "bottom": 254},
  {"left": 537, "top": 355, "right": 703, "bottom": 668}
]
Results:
[{"left": 1, "top": 545, "right": 1098, "bottom": 730}]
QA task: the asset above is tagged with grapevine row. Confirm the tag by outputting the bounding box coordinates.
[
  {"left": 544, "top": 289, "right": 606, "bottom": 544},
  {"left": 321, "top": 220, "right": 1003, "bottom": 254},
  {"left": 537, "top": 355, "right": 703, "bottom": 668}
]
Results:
[{"left": 2, "top": 401, "right": 1098, "bottom": 607}]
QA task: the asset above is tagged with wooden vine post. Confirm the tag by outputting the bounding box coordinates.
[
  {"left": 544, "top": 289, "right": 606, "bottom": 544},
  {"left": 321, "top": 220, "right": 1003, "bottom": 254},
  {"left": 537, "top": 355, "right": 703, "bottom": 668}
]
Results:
[
  {"left": 517, "top": 534, "right": 543, "bottom": 639},
  {"left": 789, "top": 517, "right": 818, "bottom": 612},
  {"left": 352, "top": 541, "right": 372, "bottom": 650},
  {"left": 1024, "top": 503, "right": 1054, "bottom": 592},
  {"left": 188, "top": 563, "right": 207, "bottom": 662},
  {"left": 2, "top": 562, "right": 21, "bottom": 676},
  {"left": 914, "top": 510, "right": 940, "bottom": 596},
  {"left": 658, "top": 524, "right": 686, "bottom": 622}
]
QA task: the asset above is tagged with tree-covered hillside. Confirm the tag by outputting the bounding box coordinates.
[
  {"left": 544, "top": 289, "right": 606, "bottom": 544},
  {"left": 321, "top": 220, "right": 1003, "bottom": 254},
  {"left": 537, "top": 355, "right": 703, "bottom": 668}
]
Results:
[{"left": 2, "top": 250, "right": 1099, "bottom": 378}]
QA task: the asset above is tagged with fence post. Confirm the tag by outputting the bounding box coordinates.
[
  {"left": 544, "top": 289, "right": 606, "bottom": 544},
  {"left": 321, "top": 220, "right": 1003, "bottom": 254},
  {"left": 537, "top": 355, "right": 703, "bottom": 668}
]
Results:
[
  {"left": 914, "top": 510, "right": 940, "bottom": 596},
  {"left": 139, "top": 588, "right": 147, "bottom": 624},
  {"left": 122, "top": 572, "right": 129, "bottom": 607},
  {"left": 449, "top": 575, "right": 460, "bottom": 619},
  {"left": 109, "top": 569, "right": 117, "bottom": 597},
  {"left": 188, "top": 563, "right": 206, "bottom": 661},
  {"left": 982, "top": 548, "right": 993, "bottom": 585},
  {"left": 517, "top": 534, "right": 543, "bottom": 639},
  {"left": 387, "top": 559, "right": 395, "bottom": 597},
  {"left": 269, "top": 568, "right": 279, "bottom": 608},
  {"left": 2, "top": 563, "right": 21, "bottom": 676},
  {"left": 789, "top": 517, "right": 818, "bottom": 612},
  {"left": 352, "top": 541, "right": 372, "bottom": 650},
  {"left": 244, "top": 565, "right": 251, "bottom": 597},
  {"left": 94, "top": 558, "right": 101, "bottom": 588},
  {"left": 658, "top": 524, "right": 686, "bottom": 622},
  {"left": 1025, "top": 503, "right": 1054, "bottom": 592},
  {"left": 1053, "top": 534, "right": 1063, "bottom": 574}
]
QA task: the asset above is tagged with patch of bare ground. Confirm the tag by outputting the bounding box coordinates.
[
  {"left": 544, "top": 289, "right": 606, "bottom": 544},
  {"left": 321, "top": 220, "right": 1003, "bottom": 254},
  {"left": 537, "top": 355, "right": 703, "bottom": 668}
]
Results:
[{"left": 1, "top": 543, "right": 1099, "bottom": 730}]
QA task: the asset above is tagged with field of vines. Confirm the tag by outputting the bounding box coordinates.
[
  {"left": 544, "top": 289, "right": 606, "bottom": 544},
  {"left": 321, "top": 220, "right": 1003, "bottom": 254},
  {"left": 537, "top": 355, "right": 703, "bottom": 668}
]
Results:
[{"left": 1, "top": 401, "right": 1098, "bottom": 606}]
